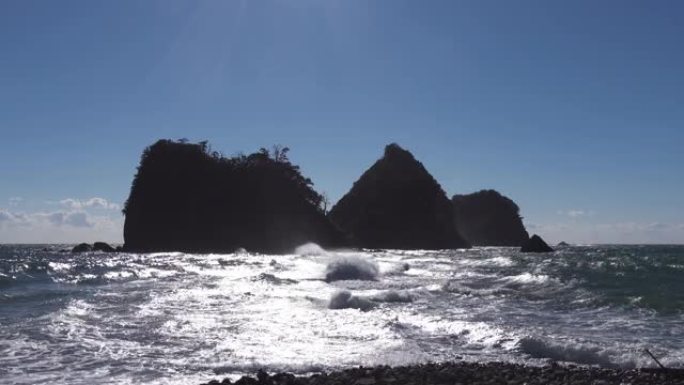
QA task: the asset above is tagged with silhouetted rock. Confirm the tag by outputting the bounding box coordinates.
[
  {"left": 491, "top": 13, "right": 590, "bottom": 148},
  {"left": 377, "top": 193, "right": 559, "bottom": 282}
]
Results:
[
  {"left": 521, "top": 234, "right": 554, "bottom": 252},
  {"left": 71, "top": 243, "right": 92, "bottom": 253},
  {"left": 451, "top": 189, "right": 529, "bottom": 246},
  {"left": 93, "top": 242, "right": 116, "bottom": 252},
  {"left": 328, "top": 143, "right": 469, "bottom": 249},
  {"left": 557, "top": 241, "right": 570, "bottom": 247},
  {"left": 123, "top": 140, "right": 346, "bottom": 254}
]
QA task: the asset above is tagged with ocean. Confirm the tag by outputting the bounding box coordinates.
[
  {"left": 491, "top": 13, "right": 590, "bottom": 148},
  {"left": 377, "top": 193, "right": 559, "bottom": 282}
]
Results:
[{"left": 1, "top": 244, "right": 683, "bottom": 384}]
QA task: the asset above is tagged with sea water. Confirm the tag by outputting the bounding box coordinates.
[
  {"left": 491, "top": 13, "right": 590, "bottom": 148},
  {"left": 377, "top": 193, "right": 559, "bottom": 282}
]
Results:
[{"left": 1, "top": 244, "right": 683, "bottom": 384}]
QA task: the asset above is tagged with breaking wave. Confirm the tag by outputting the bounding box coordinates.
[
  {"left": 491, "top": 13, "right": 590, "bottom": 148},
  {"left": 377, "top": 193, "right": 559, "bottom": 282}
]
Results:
[
  {"left": 324, "top": 256, "right": 379, "bottom": 282},
  {"left": 517, "top": 336, "right": 621, "bottom": 368},
  {"left": 328, "top": 290, "right": 376, "bottom": 311},
  {"left": 295, "top": 242, "right": 329, "bottom": 256}
]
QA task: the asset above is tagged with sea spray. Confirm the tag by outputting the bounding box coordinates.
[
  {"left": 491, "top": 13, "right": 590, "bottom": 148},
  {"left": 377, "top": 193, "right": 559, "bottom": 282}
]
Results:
[
  {"left": 324, "top": 255, "right": 379, "bottom": 282},
  {"left": 328, "top": 290, "right": 375, "bottom": 310},
  {"left": 370, "top": 290, "right": 413, "bottom": 303},
  {"left": 295, "top": 242, "right": 329, "bottom": 257},
  {"left": 517, "top": 336, "right": 621, "bottom": 368}
]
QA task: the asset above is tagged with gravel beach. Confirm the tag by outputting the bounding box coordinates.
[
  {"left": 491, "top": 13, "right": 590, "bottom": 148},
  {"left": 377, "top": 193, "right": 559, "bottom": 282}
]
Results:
[{"left": 200, "top": 362, "right": 684, "bottom": 385}]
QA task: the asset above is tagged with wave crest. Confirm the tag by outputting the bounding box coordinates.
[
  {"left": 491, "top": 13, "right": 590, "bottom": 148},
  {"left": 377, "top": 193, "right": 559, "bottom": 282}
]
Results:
[
  {"left": 328, "top": 290, "right": 375, "bottom": 311},
  {"left": 517, "top": 336, "right": 621, "bottom": 368},
  {"left": 324, "top": 256, "right": 379, "bottom": 282}
]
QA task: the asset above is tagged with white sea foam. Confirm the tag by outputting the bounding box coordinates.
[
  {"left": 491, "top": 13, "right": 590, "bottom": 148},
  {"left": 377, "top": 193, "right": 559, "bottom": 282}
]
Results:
[
  {"left": 328, "top": 290, "right": 376, "bottom": 310},
  {"left": 2, "top": 244, "right": 684, "bottom": 385},
  {"left": 517, "top": 336, "right": 620, "bottom": 368},
  {"left": 295, "top": 242, "right": 329, "bottom": 256},
  {"left": 324, "top": 255, "right": 379, "bottom": 282}
]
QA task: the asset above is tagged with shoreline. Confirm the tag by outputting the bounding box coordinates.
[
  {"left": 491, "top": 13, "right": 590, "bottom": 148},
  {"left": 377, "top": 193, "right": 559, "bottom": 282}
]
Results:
[{"left": 200, "top": 362, "right": 684, "bottom": 385}]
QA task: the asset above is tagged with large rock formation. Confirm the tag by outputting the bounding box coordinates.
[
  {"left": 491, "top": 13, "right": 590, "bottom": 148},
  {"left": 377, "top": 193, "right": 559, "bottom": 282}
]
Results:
[
  {"left": 123, "top": 140, "right": 346, "bottom": 253},
  {"left": 451, "top": 189, "right": 529, "bottom": 246},
  {"left": 328, "top": 143, "right": 470, "bottom": 249}
]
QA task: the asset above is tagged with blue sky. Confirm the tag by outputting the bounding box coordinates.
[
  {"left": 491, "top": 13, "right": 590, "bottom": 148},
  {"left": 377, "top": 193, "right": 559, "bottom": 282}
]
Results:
[{"left": 1, "top": 0, "right": 683, "bottom": 244}]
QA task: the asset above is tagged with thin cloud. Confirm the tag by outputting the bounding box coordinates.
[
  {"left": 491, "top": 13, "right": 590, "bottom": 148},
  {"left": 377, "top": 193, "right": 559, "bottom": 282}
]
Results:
[
  {"left": 41, "top": 211, "right": 94, "bottom": 228},
  {"left": 59, "top": 197, "right": 120, "bottom": 211},
  {"left": 1, "top": 209, "right": 96, "bottom": 228},
  {"left": 0, "top": 209, "right": 29, "bottom": 226},
  {"left": 8, "top": 197, "right": 23, "bottom": 206},
  {"left": 527, "top": 221, "right": 684, "bottom": 244},
  {"left": 557, "top": 209, "right": 594, "bottom": 218}
]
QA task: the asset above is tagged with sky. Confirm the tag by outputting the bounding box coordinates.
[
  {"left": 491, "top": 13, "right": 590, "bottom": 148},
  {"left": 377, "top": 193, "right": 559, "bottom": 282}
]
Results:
[{"left": 1, "top": 0, "right": 683, "bottom": 244}]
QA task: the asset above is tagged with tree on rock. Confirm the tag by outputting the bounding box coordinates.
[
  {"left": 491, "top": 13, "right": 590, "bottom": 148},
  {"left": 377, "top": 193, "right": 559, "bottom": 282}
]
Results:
[{"left": 122, "top": 139, "right": 346, "bottom": 253}]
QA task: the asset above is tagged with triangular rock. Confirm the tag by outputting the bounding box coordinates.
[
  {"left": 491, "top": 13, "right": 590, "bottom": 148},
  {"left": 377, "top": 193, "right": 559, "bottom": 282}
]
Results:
[
  {"left": 329, "top": 143, "right": 470, "bottom": 249},
  {"left": 520, "top": 234, "right": 554, "bottom": 252}
]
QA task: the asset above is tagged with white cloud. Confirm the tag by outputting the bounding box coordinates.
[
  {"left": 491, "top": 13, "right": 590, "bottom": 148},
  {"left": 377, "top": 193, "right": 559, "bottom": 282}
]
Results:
[
  {"left": 1, "top": 209, "right": 97, "bottom": 229},
  {"left": 0, "top": 209, "right": 29, "bottom": 226},
  {"left": 8, "top": 197, "right": 23, "bottom": 206},
  {"left": 31, "top": 210, "right": 95, "bottom": 228},
  {"left": 59, "top": 197, "right": 120, "bottom": 211},
  {"left": 0, "top": 208, "right": 122, "bottom": 243}
]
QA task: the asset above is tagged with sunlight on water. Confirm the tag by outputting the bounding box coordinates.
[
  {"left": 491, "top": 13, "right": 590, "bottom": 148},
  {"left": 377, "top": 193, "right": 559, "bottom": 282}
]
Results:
[{"left": 1, "top": 244, "right": 684, "bottom": 384}]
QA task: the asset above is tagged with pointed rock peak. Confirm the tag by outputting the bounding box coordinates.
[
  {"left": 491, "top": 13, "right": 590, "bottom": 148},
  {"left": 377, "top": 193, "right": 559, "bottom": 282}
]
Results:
[
  {"left": 328, "top": 143, "right": 470, "bottom": 250},
  {"left": 382, "top": 143, "right": 420, "bottom": 166},
  {"left": 384, "top": 142, "right": 411, "bottom": 157},
  {"left": 521, "top": 234, "right": 554, "bottom": 253}
]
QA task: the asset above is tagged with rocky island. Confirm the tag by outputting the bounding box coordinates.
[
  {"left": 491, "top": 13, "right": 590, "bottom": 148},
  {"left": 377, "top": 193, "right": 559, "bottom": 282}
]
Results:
[
  {"left": 122, "top": 140, "right": 346, "bottom": 253},
  {"left": 451, "top": 189, "right": 530, "bottom": 246},
  {"left": 122, "top": 140, "right": 553, "bottom": 253},
  {"left": 328, "top": 143, "right": 470, "bottom": 249}
]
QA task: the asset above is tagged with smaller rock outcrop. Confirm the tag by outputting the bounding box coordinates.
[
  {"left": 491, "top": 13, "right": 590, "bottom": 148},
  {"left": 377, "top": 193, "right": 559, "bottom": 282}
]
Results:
[
  {"left": 72, "top": 242, "right": 117, "bottom": 253},
  {"left": 451, "top": 190, "right": 529, "bottom": 246},
  {"left": 93, "top": 242, "right": 116, "bottom": 252},
  {"left": 520, "top": 234, "right": 554, "bottom": 253},
  {"left": 71, "top": 243, "right": 92, "bottom": 253},
  {"left": 557, "top": 241, "right": 570, "bottom": 247}
]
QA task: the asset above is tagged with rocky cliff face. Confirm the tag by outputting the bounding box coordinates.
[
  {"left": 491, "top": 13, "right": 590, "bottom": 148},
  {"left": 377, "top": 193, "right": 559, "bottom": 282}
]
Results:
[
  {"left": 451, "top": 190, "right": 529, "bottom": 246},
  {"left": 123, "top": 140, "right": 345, "bottom": 253},
  {"left": 328, "top": 143, "right": 470, "bottom": 249}
]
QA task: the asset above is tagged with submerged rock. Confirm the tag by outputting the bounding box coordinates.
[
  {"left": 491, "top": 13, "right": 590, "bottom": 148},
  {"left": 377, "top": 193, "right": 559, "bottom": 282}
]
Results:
[
  {"left": 328, "top": 143, "right": 469, "bottom": 250},
  {"left": 452, "top": 189, "right": 529, "bottom": 246},
  {"left": 71, "top": 243, "right": 92, "bottom": 253},
  {"left": 521, "top": 234, "right": 554, "bottom": 253},
  {"left": 122, "top": 140, "right": 346, "bottom": 254}
]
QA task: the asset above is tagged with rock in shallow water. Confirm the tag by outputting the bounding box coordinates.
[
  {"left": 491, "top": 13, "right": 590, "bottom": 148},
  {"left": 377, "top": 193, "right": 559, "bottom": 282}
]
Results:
[
  {"left": 93, "top": 242, "right": 116, "bottom": 252},
  {"left": 521, "top": 234, "right": 554, "bottom": 253},
  {"left": 71, "top": 243, "right": 92, "bottom": 253}
]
